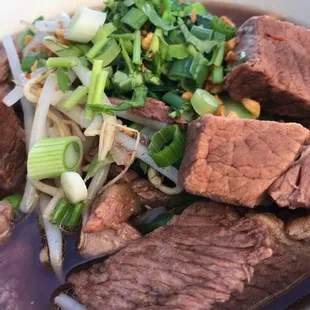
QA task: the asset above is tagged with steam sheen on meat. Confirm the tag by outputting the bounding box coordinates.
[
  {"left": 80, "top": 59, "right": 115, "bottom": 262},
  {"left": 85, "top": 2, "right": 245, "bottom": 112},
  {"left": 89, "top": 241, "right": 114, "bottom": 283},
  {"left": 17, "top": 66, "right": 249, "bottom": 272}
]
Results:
[
  {"left": 68, "top": 201, "right": 310, "bottom": 310},
  {"left": 179, "top": 115, "right": 309, "bottom": 208}
]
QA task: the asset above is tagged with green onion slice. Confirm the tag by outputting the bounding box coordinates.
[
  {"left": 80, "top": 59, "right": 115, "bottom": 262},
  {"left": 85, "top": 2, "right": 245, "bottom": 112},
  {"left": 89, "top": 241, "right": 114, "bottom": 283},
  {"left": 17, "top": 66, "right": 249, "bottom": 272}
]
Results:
[
  {"left": 148, "top": 125, "right": 185, "bottom": 168},
  {"left": 28, "top": 136, "right": 83, "bottom": 180},
  {"left": 3, "top": 194, "right": 23, "bottom": 211},
  {"left": 190, "top": 89, "right": 220, "bottom": 116}
]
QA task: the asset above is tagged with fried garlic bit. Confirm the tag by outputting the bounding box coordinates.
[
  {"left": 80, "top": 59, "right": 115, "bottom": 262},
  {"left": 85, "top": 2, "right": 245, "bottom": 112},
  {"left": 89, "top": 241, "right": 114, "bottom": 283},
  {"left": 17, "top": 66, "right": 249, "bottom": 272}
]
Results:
[
  {"left": 225, "top": 51, "right": 237, "bottom": 62},
  {"left": 241, "top": 98, "right": 261, "bottom": 119},
  {"left": 225, "top": 37, "right": 239, "bottom": 52},
  {"left": 227, "top": 111, "right": 239, "bottom": 119},
  {"left": 220, "top": 16, "right": 235, "bottom": 27},
  {"left": 216, "top": 105, "right": 226, "bottom": 117},
  {"left": 142, "top": 33, "right": 154, "bottom": 51},
  {"left": 182, "top": 91, "right": 193, "bottom": 101}
]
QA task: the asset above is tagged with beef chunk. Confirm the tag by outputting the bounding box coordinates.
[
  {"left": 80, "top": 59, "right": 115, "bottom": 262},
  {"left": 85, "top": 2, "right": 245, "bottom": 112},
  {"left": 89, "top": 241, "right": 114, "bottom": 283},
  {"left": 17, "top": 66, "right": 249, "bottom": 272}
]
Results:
[
  {"left": 83, "top": 184, "right": 141, "bottom": 233},
  {"left": 68, "top": 201, "right": 273, "bottom": 310},
  {"left": 68, "top": 201, "right": 310, "bottom": 310},
  {"left": 269, "top": 142, "right": 310, "bottom": 208},
  {"left": 226, "top": 16, "right": 310, "bottom": 118},
  {"left": 179, "top": 115, "right": 309, "bottom": 208},
  {"left": 285, "top": 214, "right": 310, "bottom": 241},
  {"left": 0, "top": 84, "right": 26, "bottom": 197}
]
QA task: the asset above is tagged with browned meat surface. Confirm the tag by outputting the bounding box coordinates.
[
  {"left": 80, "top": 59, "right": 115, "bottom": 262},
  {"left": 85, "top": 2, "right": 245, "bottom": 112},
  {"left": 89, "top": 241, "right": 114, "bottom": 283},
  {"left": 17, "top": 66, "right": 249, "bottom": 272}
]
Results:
[
  {"left": 68, "top": 201, "right": 310, "bottom": 310},
  {"left": 179, "top": 115, "right": 309, "bottom": 208},
  {"left": 0, "top": 202, "right": 13, "bottom": 243},
  {"left": 78, "top": 223, "right": 141, "bottom": 258},
  {"left": 226, "top": 16, "right": 310, "bottom": 118},
  {"left": 110, "top": 97, "right": 186, "bottom": 124},
  {"left": 131, "top": 179, "right": 173, "bottom": 208},
  {"left": 108, "top": 164, "right": 140, "bottom": 183},
  {"left": 83, "top": 184, "right": 141, "bottom": 233},
  {"left": 0, "top": 84, "right": 26, "bottom": 197},
  {"left": 269, "top": 143, "right": 310, "bottom": 208},
  {"left": 0, "top": 44, "right": 10, "bottom": 84}
]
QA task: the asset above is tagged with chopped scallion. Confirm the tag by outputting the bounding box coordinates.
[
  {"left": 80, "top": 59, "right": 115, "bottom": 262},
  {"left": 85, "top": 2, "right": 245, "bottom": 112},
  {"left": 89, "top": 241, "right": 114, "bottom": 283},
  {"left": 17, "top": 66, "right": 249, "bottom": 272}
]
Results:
[
  {"left": 95, "top": 38, "right": 121, "bottom": 67},
  {"left": 3, "top": 194, "right": 23, "bottom": 211},
  {"left": 121, "top": 7, "right": 148, "bottom": 30},
  {"left": 92, "top": 22, "right": 117, "bottom": 44},
  {"left": 50, "top": 199, "right": 71, "bottom": 226},
  {"left": 212, "top": 66, "right": 224, "bottom": 84},
  {"left": 162, "top": 92, "right": 187, "bottom": 110},
  {"left": 148, "top": 125, "right": 185, "bottom": 168},
  {"left": 63, "top": 86, "right": 89, "bottom": 111},
  {"left": 66, "top": 202, "right": 84, "bottom": 228},
  {"left": 28, "top": 136, "right": 83, "bottom": 180},
  {"left": 86, "top": 37, "right": 109, "bottom": 60},
  {"left": 190, "top": 89, "right": 220, "bottom": 116},
  {"left": 132, "top": 30, "right": 142, "bottom": 65},
  {"left": 168, "top": 44, "right": 190, "bottom": 60},
  {"left": 120, "top": 38, "right": 134, "bottom": 74},
  {"left": 93, "top": 70, "right": 109, "bottom": 105},
  {"left": 46, "top": 57, "right": 78, "bottom": 68}
]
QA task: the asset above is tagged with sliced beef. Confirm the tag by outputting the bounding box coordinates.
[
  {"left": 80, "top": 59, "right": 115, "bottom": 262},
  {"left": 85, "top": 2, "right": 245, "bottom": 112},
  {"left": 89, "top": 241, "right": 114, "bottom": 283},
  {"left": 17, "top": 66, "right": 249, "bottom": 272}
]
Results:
[
  {"left": 286, "top": 214, "right": 310, "bottom": 241},
  {"left": 78, "top": 223, "right": 141, "bottom": 258},
  {"left": 131, "top": 178, "right": 173, "bottom": 208},
  {"left": 68, "top": 201, "right": 310, "bottom": 310},
  {"left": 83, "top": 184, "right": 141, "bottom": 233},
  {"left": 110, "top": 97, "right": 186, "bottom": 124},
  {"left": 0, "top": 202, "right": 13, "bottom": 243},
  {"left": 108, "top": 164, "right": 140, "bottom": 184},
  {"left": 226, "top": 16, "right": 310, "bottom": 118},
  {"left": 179, "top": 115, "right": 309, "bottom": 208},
  {"left": 269, "top": 142, "right": 310, "bottom": 208},
  {"left": 0, "top": 84, "right": 26, "bottom": 197}
]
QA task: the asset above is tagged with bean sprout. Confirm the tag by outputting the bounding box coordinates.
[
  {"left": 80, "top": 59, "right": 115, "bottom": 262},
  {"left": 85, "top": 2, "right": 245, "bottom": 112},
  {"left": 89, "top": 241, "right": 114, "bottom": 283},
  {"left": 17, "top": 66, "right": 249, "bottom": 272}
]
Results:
[
  {"left": 31, "top": 180, "right": 60, "bottom": 197},
  {"left": 147, "top": 168, "right": 183, "bottom": 195}
]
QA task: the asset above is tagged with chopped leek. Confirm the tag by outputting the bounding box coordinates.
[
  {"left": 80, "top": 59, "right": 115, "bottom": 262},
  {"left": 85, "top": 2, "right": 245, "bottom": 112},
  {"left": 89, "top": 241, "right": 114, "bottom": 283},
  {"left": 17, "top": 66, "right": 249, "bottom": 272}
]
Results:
[
  {"left": 66, "top": 202, "right": 84, "bottom": 228},
  {"left": 63, "top": 86, "right": 89, "bottom": 111},
  {"left": 92, "top": 22, "right": 117, "bottom": 44},
  {"left": 190, "top": 89, "right": 220, "bottom": 116},
  {"left": 211, "top": 16, "right": 236, "bottom": 40},
  {"left": 167, "top": 44, "right": 190, "bottom": 60},
  {"left": 93, "top": 70, "right": 109, "bottom": 105},
  {"left": 212, "top": 66, "right": 224, "bottom": 84},
  {"left": 121, "top": 7, "right": 148, "bottom": 30},
  {"left": 95, "top": 38, "right": 121, "bottom": 67},
  {"left": 133, "top": 30, "right": 142, "bottom": 65},
  {"left": 65, "top": 7, "right": 107, "bottom": 43},
  {"left": 61, "top": 172, "right": 88, "bottom": 203},
  {"left": 148, "top": 125, "right": 185, "bottom": 168},
  {"left": 28, "top": 136, "right": 83, "bottom": 180},
  {"left": 50, "top": 199, "right": 71, "bottom": 226},
  {"left": 162, "top": 92, "right": 187, "bottom": 110},
  {"left": 86, "top": 37, "right": 109, "bottom": 60},
  {"left": 46, "top": 57, "right": 78, "bottom": 68}
]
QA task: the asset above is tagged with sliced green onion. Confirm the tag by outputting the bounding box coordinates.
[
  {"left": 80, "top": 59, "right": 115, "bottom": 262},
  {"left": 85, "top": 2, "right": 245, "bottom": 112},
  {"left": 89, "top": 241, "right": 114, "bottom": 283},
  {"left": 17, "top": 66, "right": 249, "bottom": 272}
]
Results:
[
  {"left": 168, "top": 44, "right": 190, "bottom": 60},
  {"left": 75, "top": 43, "right": 92, "bottom": 54},
  {"left": 28, "top": 136, "right": 83, "bottom": 180},
  {"left": 61, "top": 172, "right": 88, "bottom": 204},
  {"left": 148, "top": 125, "right": 185, "bottom": 168},
  {"left": 43, "top": 36, "right": 68, "bottom": 55},
  {"left": 190, "top": 53, "right": 209, "bottom": 88},
  {"left": 110, "top": 33, "right": 136, "bottom": 40},
  {"left": 46, "top": 57, "right": 78, "bottom": 68},
  {"left": 190, "top": 89, "right": 220, "bottom": 116},
  {"left": 133, "top": 30, "right": 142, "bottom": 65},
  {"left": 212, "top": 66, "right": 224, "bottom": 84},
  {"left": 3, "top": 194, "right": 22, "bottom": 211},
  {"left": 162, "top": 92, "right": 187, "bottom": 110},
  {"left": 66, "top": 202, "right": 84, "bottom": 228},
  {"left": 223, "top": 97, "right": 255, "bottom": 119},
  {"left": 57, "top": 46, "right": 83, "bottom": 57},
  {"left": 178, "top": 18, "right": 218, "bottom": 54},
  {"left": 95, "top": 38, "right": 121, "bottom": 67},
  {"left": 57, "top": 68, "right": 71, "bottom": 93},
  {"left": 121, "top": 7, "right": 148, "bottom": 30},
  {"left": 50, "top": 199, "right": 71, "bottom": 226},
  {"left": 213, "top": 32, "right": 226, "bottom": 42},
  {"left": 120, "top": 38, "right": 134, "bottom": 74},
  {"left": 184, "top": 3, "right": 208, "bottom": 15},
  {"left": 86, "top": 37, "right": 109, "bottom": 60},
  {"left": 135, "top": 0, "right": 175, "bottom": 31},
  {"left": 211, "top": 16, "right": 236, "bottom": 40},
  {"left": 21, "top": 52, "right": 48, "bottom": 72},
  {"left": 65, "top": 7, "right": 107, "bottom": 43},
  {"left": 93, "top": 71, "right": 109, "bottom": 105},
  {"left": 191, "top": 26, "right": 213, "bottom": 40},
  {"left": 168, "top": 57, "right": 193, "bottom": 80},
  {"left": 124, "top": 0, "right": 135, "bottom": 6},
  {"left": 63, "top": 86, "right": 89, "bottom": 111},
  {"left": 92, "top": 22, "right": 117, "bottom": 44},
  {"left": 187, "top": 45, "right": 198, "bottom": 56},
  {"left": 86, "top": 59, "right": 103, "bottom": 119}
]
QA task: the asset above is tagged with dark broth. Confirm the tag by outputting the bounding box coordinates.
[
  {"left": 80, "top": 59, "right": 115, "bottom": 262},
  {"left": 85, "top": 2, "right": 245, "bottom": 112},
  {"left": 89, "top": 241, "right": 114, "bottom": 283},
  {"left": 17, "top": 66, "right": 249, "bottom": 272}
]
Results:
[{"left": 0, "top": 3, "right": 309, "bottom": 310}]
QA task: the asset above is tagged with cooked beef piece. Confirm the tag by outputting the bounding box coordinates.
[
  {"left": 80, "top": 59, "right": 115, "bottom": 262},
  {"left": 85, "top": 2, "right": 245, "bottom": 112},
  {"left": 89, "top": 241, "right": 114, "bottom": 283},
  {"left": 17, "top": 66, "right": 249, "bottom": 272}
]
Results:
[
  {"left": 131, "top": 178, "right": 173, "bottom": 208},
  {"left": 68, "top": 201, "right": 310, "bottom": 310},
  {"left": 108, "top": 164, "right": 140, "bottom": 184},
  {"left": 110, "top": 97, "right": 186, "bottom": 124},
  {"left": 269, "top": 142, "right": 310, "bottom": 208},
  {"left": 226, "top": 16, "right": 310, "bottom": 118},
  {"left": 78, "top": 223, "right": 141, "bottom": 258},
  {"left": 285, "top": 214, "right": 310, "bottom": 241},
  {"left": 0, "top": 84, "right": 26, "bottom": 197},
  {"left": 83, "top": 184, "right": 141, "bottom": 233},
  {"left": 179, "top": 115, "right": 309, "bottom": 208},
  {"left": 0, "top": 202, "right": 13, "bottom": 243}
]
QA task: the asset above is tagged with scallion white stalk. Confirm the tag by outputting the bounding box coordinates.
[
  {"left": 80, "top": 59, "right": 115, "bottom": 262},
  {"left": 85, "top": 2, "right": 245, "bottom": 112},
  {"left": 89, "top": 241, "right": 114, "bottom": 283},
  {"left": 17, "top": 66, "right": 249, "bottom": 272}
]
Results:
[
  {"left": 23, "top": 32, "right": 48, "bottom": 57},
  {"left": 28, "top": 136, "right": 83, "bottom": 180},
  {"left": 84, "top": 115, "right": 103, "bottom": 136},
  {"left": 61, "top": 172, "right": 88, "bottom": 203},
  {"left": 65, "top": 7, "right": 107, "bottom": 43},
  {"left": 72, "top": 58, "right": 91, "bottom": 86}
]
